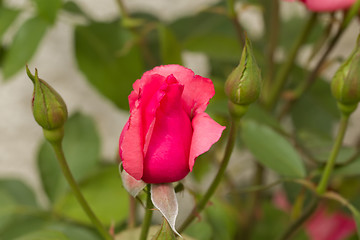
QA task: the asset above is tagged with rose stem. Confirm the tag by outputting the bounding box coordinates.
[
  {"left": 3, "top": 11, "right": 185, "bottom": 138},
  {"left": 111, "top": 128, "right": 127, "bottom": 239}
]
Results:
[
  {"left": 316, "top": 114, "right": 349, "bottom": 194},
  {"left": 47, "top": 137, "right": 113, "bottom": 240},
  {"left": 278, "top": 113, "right": 350, "bottom": 240},
  {"left": 266, "top": 0, "right": 280, "bottom": 85},
  {"left": 264, "top": 12, "right": 317, "bottom": 110},
  {"left": 128, "top": 195, "right": 137, "bottom": 229},
  {"left": 179, "top": 119, "right": 238, "bottom": 233},
  {"left": 227, "top": 0, "right": 245, "bottom": 47},
  {"left": 277, "top": 0, "right": 360, "bottom": 119},
  {"left": 139, "top": 185, "right": 153, "bottom": 240}
]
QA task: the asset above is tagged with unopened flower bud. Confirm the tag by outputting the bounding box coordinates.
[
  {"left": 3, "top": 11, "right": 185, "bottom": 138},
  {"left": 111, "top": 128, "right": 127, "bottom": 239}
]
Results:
[
  {"left": 331, "top": 37, "right": 360, "bottom": 115},
  {"left": 225, "top": 36, "right": 262, "bottom": 106},
  {"left": 26, "top": 66, "right": 68, "bottom": 131}
]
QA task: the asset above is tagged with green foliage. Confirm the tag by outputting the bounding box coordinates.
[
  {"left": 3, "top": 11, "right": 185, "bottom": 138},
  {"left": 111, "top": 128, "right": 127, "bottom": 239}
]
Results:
[
  {"left": 3, "top": 0, "right": 360, "bottom": 239},
  {"left": 251, "top": 202, "right": 309, "bottom": 240},
  {"left": 54, "top": 165, "right": 129, "bottom": 226},
  {"left": 241, "top": 121, "right": 306, "bottom": 178},
  {"left": 0, "top": 179, "right": 38, "bottom": 207},
  {"left": 0, "top": 215, "right": 48, "bottom": 239},
  {"left": 31, "top": 0, "right": 62, "bottom": 24},
  {"left": 0, "top": 7, "right": 19, "bottom": 41},
  {"left": 74, "top": 20, "right": 144, "bottom": 110},
  {"left": 47, "top": 223, "right": 102, "bottom": 240},
  {"left": 169, "top": 10, "right": 240, "bottom": 63},
  {"left": 335, "top": 157, "right": 360, "bottom": 176},
  {"left": 183, "top": 219, "right": 213, "bottom": 240},
  {"left": 2, "top": 17, "right": 48, "bottom": 79},
  {"left": 151, "top": 218, "right": 176, "bottom": 240},
  {"left": 204, "top": 199, "right": 237, "bottom": 240},
  {"left": 279, "top": 15, "right": 324, "bottom": 52},
  {"left": 62, "top": 1, "right": 89, "bottom": 18},
  {"left": 291, "top": 78, "right": 340, "bottom": 139},
  {"left": 158, "top": 24, "right": 182, "bottom": 65},
  {"left": 38, "top": 112, "right": 100, "bottom": 202},
  {"left": 14, "top": 230, "right": 70, "bottom": 240}
]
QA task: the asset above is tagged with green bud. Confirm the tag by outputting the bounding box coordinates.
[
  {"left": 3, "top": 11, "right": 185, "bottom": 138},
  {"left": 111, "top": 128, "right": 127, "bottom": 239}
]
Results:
[
  {"left": 331, "top": 37, "right": 360, "bottom": 109},
  {"left": 26, "top": 65, "right": 68, "bottom": 131},
  {"left": 225, "top": 36, "right": 262, "bottom": 106},
  {"left": 228, "top": 101, "right": 249, "bottom": 120}
]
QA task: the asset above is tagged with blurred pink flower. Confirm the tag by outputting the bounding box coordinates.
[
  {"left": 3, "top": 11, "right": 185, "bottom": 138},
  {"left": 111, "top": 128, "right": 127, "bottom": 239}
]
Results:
[
  {"left": 273, "top": 191, "right": 357, "bottom": 240},
  {"left": 305, "top": 206, "right": 356, "bottom": 240},
  {"left": 285, "top": 0, "right": 356, "bottom": 12}
]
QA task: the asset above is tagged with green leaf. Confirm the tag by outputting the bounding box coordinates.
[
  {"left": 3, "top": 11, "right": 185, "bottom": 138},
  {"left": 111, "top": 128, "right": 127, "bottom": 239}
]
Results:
[
  {"left": 169, "top": 10, "right": 240, "bottom": 62},
  {"left": 183, "top": 219, "right": 212, "bottom": 240},
  {"left": 185, "top": 34, "right": 241, "bottom": 61},
  {"left": 31, "top": 0, "right": 62, "bottom": 24},
  {"left": 191, "top": 152, "right": 213, "bottom": 182},
  {"left": 244, "top": 104, "right": 283, "bottom": 131},
  {"left": 279, "top": 15, "right": 324, "bottom": 52},
  {"left": 75, "top": 20, "right": 144, "bottom": 110},
  {"left": 62, "top": 1, "right": 88, "bottom": 18},
  {"left": 15, "top": 230, "right": 69, "bottom": 240},
  {"left": 0, "top": 179, "right": 38, "bottom": 207},
  {"left": 0, "top": 7, "right": 19, "bottom": 41},
  {"left": 251, "top": 202, "right": 309, "bottom": 240},
  {"left": 54, "top": 165, "right": 129, "bottom": 226},
  {"left": 48, "top": 222, "right": 102, "bottom": 240},
  {"left": 204, "top": 199, "right": 237, "bottom": 240},
  {"left": 0, "top": 181, "right": 43, "bottom": 236},
  {"left": 37, "top": 112, "right": 100, "bottom": 203},
  {"left": 291, "top": 78, "right": 339, "bottom": 139},
  {"left": 2, "top": 16, "right": 48, "bottom": 79},
  {"left": 151, "top": 218, "right": 176, "bottom": 240},
  {"left": 158, "top": 24, "right": 182, "bottom": 65},
  {"left": 0, "top": 215, "right": 48, "bottom": 239},
  {"left": 115, "top": 226, "right": 196, "bottom": 240},
  {"left": 169, "top": 10, "right": 234, "bottom": 42},
  {"left": 334, "top": 156, "right": 360, "bottom": 176},
  {"left": 0, "top": 190, "right": 17, "bottom": 231},
  {"left": 297, "top": 131, "right": 355, "bottom": 164},
  {"left": 241, "top": 121, "right": 306, "bottom": 178}
]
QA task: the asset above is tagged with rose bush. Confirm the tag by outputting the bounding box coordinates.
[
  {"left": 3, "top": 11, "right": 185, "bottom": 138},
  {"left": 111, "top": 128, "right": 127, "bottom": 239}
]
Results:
[
  {"left": 287, "top": 0, "right": 355, "bottom": 12},
  {"left": 119, "top": 65, "right": 225, "bottom": 184}
]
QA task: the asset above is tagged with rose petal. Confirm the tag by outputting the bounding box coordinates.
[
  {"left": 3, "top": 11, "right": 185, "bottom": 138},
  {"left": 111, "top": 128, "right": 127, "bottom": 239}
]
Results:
[
  {"left": 120, "top": 106, "right": 144, "bottom": 180},
  {"left": 151, "top": 183, "right": 181, "bottom": 237},
  {"left": 129, "top": 74, "right": 166, "bottom": 111},
  {"left": 119, "top": 164, "right": 146, "bottom": 197},
  {"left": 147, "top": 65, "right": 194, "bottom": 83},
  {"left": 189, "top": 112, "right": 226, "bottom": 171},
  {"left": 118, "top": 120, "right": 129, "bottom": 161},
  {"left": 142, "top": 79, "right": 192, "bottom": 183},
  {"left": 181, "top": 75, "right": 215, "bottom": 117},
  {"left": 145, "top": 65, "right": 215, "bottom": 117},
  {"left": 302, "top": 0, "right": 355, "bottom": 11}
]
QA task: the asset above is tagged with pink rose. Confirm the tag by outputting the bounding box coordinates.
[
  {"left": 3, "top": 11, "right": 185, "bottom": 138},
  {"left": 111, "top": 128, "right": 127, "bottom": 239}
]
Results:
[
  {"left": 119, "top": 65, "right": 225, "bottom": 184},
  {"left": 274, "top": 191, "right": 357, "bottom": 240},
  {"left": 288, "top": 0, "right": 356, "bottom": 12},
  {"left": 305, "top": 206, "right": 356, "bottom": 240}
]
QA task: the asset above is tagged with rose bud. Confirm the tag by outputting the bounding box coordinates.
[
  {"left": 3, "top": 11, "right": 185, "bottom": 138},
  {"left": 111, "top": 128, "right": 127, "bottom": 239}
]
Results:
[
  {"left": 119, "top": 65, "right": 225, "bottom": 184},
  {"left": 26, "top": 66, "right": 68, "bottom": 132},
  {"left": 225, "top": 36, "right": 262, "bottom": 108},
  {"left": 331, "top": 40, "right": 360, "bottom": 115}
]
